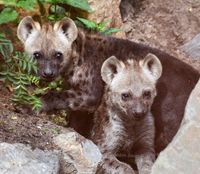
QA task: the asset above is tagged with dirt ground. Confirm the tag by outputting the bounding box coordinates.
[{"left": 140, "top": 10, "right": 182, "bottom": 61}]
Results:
[
  {"left": 0, "top": 82, "right": 69, "bottom": 149},
  {"left": 122, "top": 0, "right": 200, "bottom": 71},
  {"left": 0, "top": 0, "right": 200, "bottom": 150}
]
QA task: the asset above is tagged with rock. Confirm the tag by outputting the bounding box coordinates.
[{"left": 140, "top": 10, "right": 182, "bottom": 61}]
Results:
[
  {"left": 0, "top": 129, "right": 102, "bottom": 174},
  {"left": 53, "top": 130, "right": 102, "bottom": 174},
  {"left": 0, "top": 143, "right": 60, "bottom": 174},
  {"left": 0, "top": 100, "right": 102, "bottom": 174},
  {"left": 181, "top": 33, "right": 200, "bottom": 59},
  {"left": 152, "top": 78, "right": 200, "bottom": 174},
  {"left": 88, "top": 0, "right": 125, "bottom": 38}
]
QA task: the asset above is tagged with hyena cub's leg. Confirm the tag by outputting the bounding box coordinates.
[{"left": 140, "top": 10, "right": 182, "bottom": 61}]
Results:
[
  {"left": 92, "top": 119, "right": 135, "bottom": 174},
  {"left": 41, "top": 88, "right": 97, "bottom": 112},
  {"left": 96, "top": 155, "right": 135, "bottom": 174},
  {"left": 135, "top": 153, "right": 155, "bottom": 174},
  {"left": 134, "top": 113, "right": 155, "bottom": 174}
]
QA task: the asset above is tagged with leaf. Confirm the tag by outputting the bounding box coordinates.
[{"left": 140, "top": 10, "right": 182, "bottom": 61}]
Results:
[
  {"left": 49, "top": 81, "right": 57, "bottom": 88},
  {"left": 101, "top": 28, "right": 122, "bottom": 35},
  {"left": 0, "top": 0, "right": 17, "bottom": 6},
  {"left": 97, "top": 20, "right": 109, "bottom": 31},
  {"left": 16, "top": 0, "right": 37, "bottom": 11},
  {"left": 33, "top": 88, "right": 48, "bottom": 95},
  {"left": 64, "top": 0, "right": 92, "bottom": 12},
  {"left": 29, "top": 95, "right": 42, "bottom": 112},
  {"left": 50, "top": 4, "right": 66, "bottom": 14},
  {"left": 45, "top": 0, "right": 92, "bottom": 12},
  {"left": 77, "top": 17, "right": 97, "bottom": 30},
  {"left": 0, "top": 8, "right": 18, "bottom": 25},
  {"left": 0, "top": 33, "right": 13, "bottom": 57}
]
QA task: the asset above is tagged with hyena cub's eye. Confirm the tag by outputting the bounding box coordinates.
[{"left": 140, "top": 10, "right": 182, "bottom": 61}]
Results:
[
  {"left": 55, "top": 52, "right": 63, "bottom": 60},
  {"left": 143, "top": 90, "right": 152, "bottom": 99},
  {"left": 121, "top": 93, "right": 131, "bottom": 101},
  {"left": 33, "top": 52, "right": 42, "bottom": 59}
]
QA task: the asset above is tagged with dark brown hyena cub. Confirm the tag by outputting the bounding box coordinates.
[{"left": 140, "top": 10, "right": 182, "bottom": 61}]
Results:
[
  {"left": 17, "top": 17, "right": 199, "bottom": 153},
  {"left": 92, "top": 54, "right": 163, "bottom": 174}
]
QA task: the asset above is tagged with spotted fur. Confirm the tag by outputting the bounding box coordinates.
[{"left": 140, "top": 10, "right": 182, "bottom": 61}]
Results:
[
  {"left": 17, "top": 17, "right": 200, "bottom": 154},
  {"left": 91, "top": 55, "right": 161, "bottom": 174}
]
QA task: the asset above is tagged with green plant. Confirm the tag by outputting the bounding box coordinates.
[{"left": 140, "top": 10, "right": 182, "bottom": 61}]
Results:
[
  {"left": 0, "top": 33, "right": 63, "bottom": 112},
  {"left": 46, "top": 0, "right": 92, "bottom": 21},
  {"left": 77, "top": 17, "right": 121, "bottom": 34},
  {"left": 0, "top": 0, "right": 92, "bottom": 24},
  {"left": 0, "top": 0, "right": 121, "bottom": 112},
  {"left": 0, "top": 0, "right": 38, "bottom": 25}
]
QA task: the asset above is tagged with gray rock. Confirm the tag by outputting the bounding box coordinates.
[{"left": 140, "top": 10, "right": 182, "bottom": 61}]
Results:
[
  {"left": 53, "top": 130, "right": 102, "bottom": 174},
  {"left": 152, "top": 78, "right": 200, "bottom": 174},
  {"left": 181, "top": 33, "right": 200, "bottom": 59},
  {"left": 0, "top": 128, "right": 102, "bottom": 174},
  {"left": 0, "top": 143, "right": 60, "bottom": 174}
]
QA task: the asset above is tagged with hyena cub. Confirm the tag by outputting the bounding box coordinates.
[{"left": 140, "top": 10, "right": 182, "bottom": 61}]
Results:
[{"left": 92, "top": 53, "right": 162, "bottom": 174}]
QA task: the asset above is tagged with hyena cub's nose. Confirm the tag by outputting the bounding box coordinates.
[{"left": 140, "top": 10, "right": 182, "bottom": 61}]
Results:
[{"left": 43, "top": 70, "right": 54, "bottom": 78}]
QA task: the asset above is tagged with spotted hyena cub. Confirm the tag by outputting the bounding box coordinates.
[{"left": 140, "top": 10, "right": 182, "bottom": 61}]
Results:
[
  {"left": 17, "top": 17, "right": 199, "bottom": 153},
  {"left": 92, "top": 53, "right": 162, "bottom": 174}
]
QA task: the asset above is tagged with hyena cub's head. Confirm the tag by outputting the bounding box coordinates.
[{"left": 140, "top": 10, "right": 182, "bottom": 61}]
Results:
[
  {"left": 101, "top": 53, "right": 162, "bottom": 120},
  {"left": 17, "top": 16, "right": 78, "bottom": 81}
]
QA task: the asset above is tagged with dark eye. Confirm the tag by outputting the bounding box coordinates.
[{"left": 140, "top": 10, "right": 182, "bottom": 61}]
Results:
[
  {"left": 121, "top": 93, "right": 131, "bottom": 101},
  {"left": 33, "top": 52, "right": 41, "bottom": 59},
  {"left": 143, "top": 90, "right": 151, "bottom": 99},
  {"left": 55, "top": 52, "right": 63, "bottom": 59}
]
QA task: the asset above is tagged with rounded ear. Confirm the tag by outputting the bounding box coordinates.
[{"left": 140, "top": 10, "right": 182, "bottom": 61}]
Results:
[
  {"left": 101, "top": 56, "right": 124, "bottom": 85},
  {"left": 140, "top": 53, "right": 163, "bottom": 81},
  {"left": 17, "top": 16, "right": 41, "bottom": 43},
  {"left": 54, "top": 17, "right": 78, "bottom": 43}
]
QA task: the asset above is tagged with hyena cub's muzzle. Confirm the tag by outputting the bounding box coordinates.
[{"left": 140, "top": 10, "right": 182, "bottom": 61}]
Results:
[
  {"left": 17, "top": 16, "right": 78, "bottom": 81},
  {"left": 101, "top": 53, "right": 163, "bottom": 121},
  {"left": 121, "top": 98, "right": 151, "bottom": 121},
  {"left": 35, "top": 55, "right": 61, "bottom": 81}
]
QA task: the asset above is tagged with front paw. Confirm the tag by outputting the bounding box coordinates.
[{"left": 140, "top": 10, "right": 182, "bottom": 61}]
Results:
[
  {"left": 40, "top": 91, "right": 57, "bottom": 112},
  {"left": 96, "top": 160, "right": 135, "bottom": 174},
  {"left": 13, "top": 104, "right": 37, "bottom": 116},
  {"left": 139, "top": 167, "right": 152, "bottom": 174},
  {"left": 118, "top": 162, "right": 136, "bottom": 174}
]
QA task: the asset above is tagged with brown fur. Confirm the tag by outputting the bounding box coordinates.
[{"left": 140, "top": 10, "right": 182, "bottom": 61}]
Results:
[
  {"left": 17, "top": 17, "right": 200, "bottom": 154},
  {"left": 91, "top": 55, "right": 161, "bottom": 174}
]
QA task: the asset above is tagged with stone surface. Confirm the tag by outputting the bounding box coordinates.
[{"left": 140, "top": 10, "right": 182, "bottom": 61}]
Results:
[
  {"left": 88, "top": 0, "right": 125, "bottom": 38},
  {"left": 152, "top": 78, "right": 200, "bottom": 174},
  {"left": 181, "top": 33, "right": 200, "bottom": 60},
  {"left": 0, "top": 143, "right": 60, "bottom": 174},
  {"left": 54, "top": 130, "right": 102, "bottom": 174},
  {"left": 0, "top": 127, "right": 102, "bottom": 174}
]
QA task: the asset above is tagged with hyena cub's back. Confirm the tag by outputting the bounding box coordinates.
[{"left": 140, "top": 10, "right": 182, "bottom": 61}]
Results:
[{"left": 92, "top": 53, "right": 162, "bottom": 174}]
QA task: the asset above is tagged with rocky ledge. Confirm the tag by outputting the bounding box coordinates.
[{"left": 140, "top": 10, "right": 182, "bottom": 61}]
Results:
[{"left": 0, "top": 129, "right": 102, "bottom": 174}]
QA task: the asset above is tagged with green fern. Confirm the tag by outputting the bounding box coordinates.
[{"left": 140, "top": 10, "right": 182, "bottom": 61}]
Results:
[
  {"left": 76, "top": 17, "right": 121, "bottom": 34},
  {"left": 0, "top": 33, "right": 64, "bottom": 112},
  {"left": 0, "top": 33, "right": 13, "bottom": 58}
]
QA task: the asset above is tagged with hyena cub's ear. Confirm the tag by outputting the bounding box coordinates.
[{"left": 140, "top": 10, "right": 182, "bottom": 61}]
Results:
[
  {"left": 17, "top": 16, "right": 41, "bottom": 43},
  {"left": 54, "top": 17, "right": 78, "bottom": 43},
  {"left": 140, "top": 53, "right": 163, "bottom": 82},
  {"left": 101, "top": 56, "right": 124, "bottom": 85}
]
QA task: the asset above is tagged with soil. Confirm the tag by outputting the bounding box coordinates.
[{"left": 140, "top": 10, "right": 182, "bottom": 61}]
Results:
[
  {"left": 0, "top": 82, "right": 67, "bottom": 150},
  {"left": 0, "top": 0, "right": 200, "bottom": 150},
  {"left": 121, "top": 0, "right": 200, "bottom": 71}
]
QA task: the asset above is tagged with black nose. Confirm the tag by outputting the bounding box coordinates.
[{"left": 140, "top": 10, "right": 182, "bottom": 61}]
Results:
[
  {"left": 42, "top": 71, "right": 54, "bottom": 78},
  {"left": 134, "top": 112, "right": 145, "bottom": 120}
]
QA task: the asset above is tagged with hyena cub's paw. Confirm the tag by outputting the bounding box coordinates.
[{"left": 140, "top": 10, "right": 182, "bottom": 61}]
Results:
[
  {"left": 13, "top": 104, "right": 37, "bottom": 116},
  {"left": 139, "top": 167, "right": 152, "bottom": 174},
  {"left": 96, "top": 159, "right": 135, "bottom": 174},
  {"left": 40, "top": 91, "right": 58, "bottom": 112},
  {"left": 116, "top": 162, "right": 136, "bottom": 174}
]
